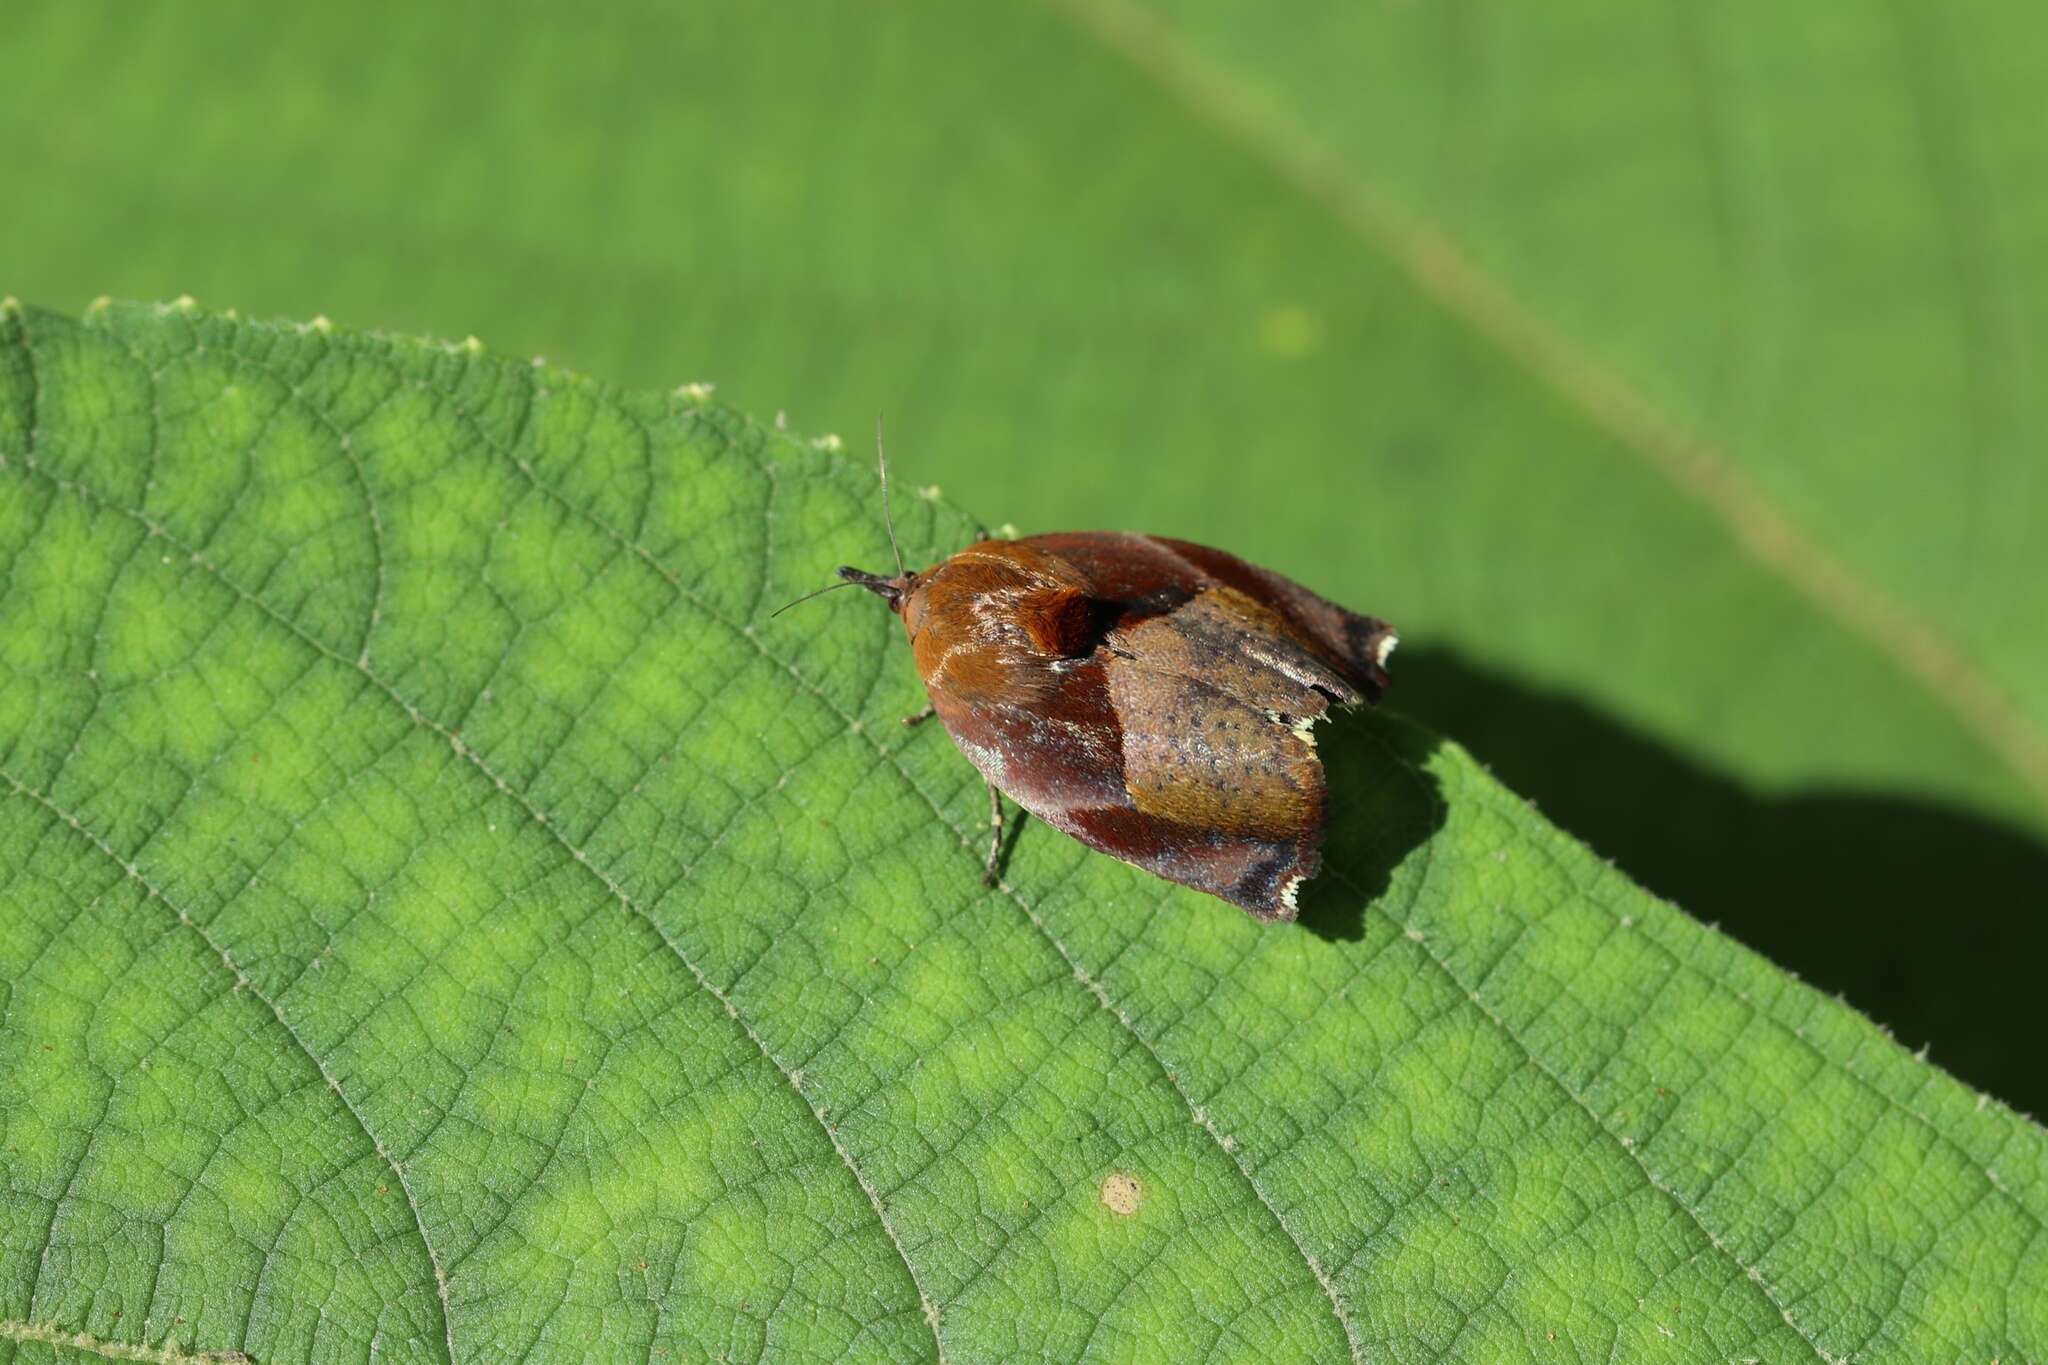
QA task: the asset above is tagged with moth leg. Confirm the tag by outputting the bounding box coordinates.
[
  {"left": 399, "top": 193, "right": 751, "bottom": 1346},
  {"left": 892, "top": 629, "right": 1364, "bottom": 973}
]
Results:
[
  {"left": 901, "top": 703, "right": 936, "bottom": 728},
  {"left": 982, "top": 780, "right": 1005, "bottom": 887}
]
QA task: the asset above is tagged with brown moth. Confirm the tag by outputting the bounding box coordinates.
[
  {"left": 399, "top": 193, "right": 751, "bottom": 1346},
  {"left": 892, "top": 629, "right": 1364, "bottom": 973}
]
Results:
[{"left": 796, "top": 452, "right": 1395, "bottom": 921}]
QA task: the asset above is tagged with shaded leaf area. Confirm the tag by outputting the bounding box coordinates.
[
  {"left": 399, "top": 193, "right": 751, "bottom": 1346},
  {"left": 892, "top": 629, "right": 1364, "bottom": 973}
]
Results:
[
  {"left": 1, "top": 305, "right": 2044, "bottom": 1363},
  {"left": 1404, "top": 648, "right": 2048, "bottom": 1119}
]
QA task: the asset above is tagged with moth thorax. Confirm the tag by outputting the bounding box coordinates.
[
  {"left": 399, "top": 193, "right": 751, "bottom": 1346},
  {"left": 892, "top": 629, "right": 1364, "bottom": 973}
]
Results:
[{"left": 906, "top": 544, "right": 1096, "bottom": 706}]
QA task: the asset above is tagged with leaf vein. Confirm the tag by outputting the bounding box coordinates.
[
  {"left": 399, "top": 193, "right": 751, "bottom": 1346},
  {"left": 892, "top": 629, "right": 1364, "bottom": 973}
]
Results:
[
  {"left": 0, "top": 1317, "right": 243, "bottom": 1364},
  {"left": 0, "top": 438, "right": 950, "bottom": 1362},
  {"left": 1337, "top": 736, "right": 1840, "bottom": 1363},
  {"left": 0, "top": 770, "right": 458, "bottom": 1365}
]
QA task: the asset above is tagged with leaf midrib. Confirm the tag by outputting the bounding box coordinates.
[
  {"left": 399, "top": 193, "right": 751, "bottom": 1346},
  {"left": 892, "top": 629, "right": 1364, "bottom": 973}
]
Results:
[
  {"left": 1038, "top": 0, "right": 2048, "bottom": 820},
  {"left": 0, "top": 1317, "right": 228, "bottom": 1364}
]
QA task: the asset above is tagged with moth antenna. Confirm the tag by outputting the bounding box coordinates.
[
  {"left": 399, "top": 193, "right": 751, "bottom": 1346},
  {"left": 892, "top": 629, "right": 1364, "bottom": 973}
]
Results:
[
  {"left": 768, "top": 579, "right": 858, "bottom": 619},
  {"left": 877, "top": 416, "right": 907, "bottom": 580}
]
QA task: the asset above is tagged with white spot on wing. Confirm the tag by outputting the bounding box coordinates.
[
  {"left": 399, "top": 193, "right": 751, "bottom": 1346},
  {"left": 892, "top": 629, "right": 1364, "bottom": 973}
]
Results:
[
  {"left": 1375, "top": 633, "right": 1399, "bottom": 667},
  {"left": 1263, "top": 707, "right": 1320, "bottom": 746}
]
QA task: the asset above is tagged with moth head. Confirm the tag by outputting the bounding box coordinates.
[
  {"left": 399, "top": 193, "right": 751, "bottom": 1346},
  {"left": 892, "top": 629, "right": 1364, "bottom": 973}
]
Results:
[
  {"left": 836, "top": 565, "right": 917, "bottom": 615},
  {"left": 770, "top": 420, "right": 926, "bottom": 623}
]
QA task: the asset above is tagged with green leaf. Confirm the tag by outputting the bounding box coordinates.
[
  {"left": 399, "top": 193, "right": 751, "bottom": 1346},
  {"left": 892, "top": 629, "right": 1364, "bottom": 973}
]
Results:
[
  {"left": 6, "top": 0, "right": 2045, "bottom": 1119},
  {"left": 1111, "top": 0, "right": 2048, "bottom": 765},
  {"left": 3, "top": 302, "right": 2042, "bottom": 1363}
]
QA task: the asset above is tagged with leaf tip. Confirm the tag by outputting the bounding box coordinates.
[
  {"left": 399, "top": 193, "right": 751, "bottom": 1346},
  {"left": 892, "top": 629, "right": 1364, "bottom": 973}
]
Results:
[{"left": 675, "top": 381, "right": 716, "bottom": 403}]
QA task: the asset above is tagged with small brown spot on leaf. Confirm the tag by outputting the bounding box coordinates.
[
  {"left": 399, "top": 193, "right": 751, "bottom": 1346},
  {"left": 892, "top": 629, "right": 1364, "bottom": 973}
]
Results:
[{"left": 1100, "top": 1171, "right": 1143, "bottom": 1216}]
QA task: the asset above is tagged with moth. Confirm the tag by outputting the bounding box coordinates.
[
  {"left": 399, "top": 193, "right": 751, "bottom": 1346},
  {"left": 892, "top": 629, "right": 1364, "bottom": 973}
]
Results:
[{"left": 788, "top": 450, "right": 1396, "bottom": 921}]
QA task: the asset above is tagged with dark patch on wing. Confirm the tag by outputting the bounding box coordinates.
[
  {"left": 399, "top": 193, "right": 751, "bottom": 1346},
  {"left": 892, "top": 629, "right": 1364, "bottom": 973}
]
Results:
[{"left": 1063, "top": 805, "right": 1316, "bottom": 921}]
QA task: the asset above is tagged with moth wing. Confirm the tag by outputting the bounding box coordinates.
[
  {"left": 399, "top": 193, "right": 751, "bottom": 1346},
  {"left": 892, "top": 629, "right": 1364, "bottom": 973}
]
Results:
[
  {"left": 931, "top": 588, "right": 1340, "bottom": 920},
  {"left": 1020, "top": 532, "right": 1397, "bottom": 700},
  {"left": 928, "top": 534, "right": 1393, "bottom": 920}
]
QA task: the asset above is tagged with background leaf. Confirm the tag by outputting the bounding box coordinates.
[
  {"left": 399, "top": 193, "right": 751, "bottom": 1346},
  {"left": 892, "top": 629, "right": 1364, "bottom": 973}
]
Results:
[
  {"left": 4, "top": 0, "right": 2044, "bottom": 1115},
  {"left": 1, "top": 303, "right": 2043, "bottom": 1363}
]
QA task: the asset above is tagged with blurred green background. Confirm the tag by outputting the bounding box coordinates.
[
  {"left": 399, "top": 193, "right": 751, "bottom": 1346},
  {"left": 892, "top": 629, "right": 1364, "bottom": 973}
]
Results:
[{"left": 6, "top": 0, "right": 2044, "bottom": 1111}]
